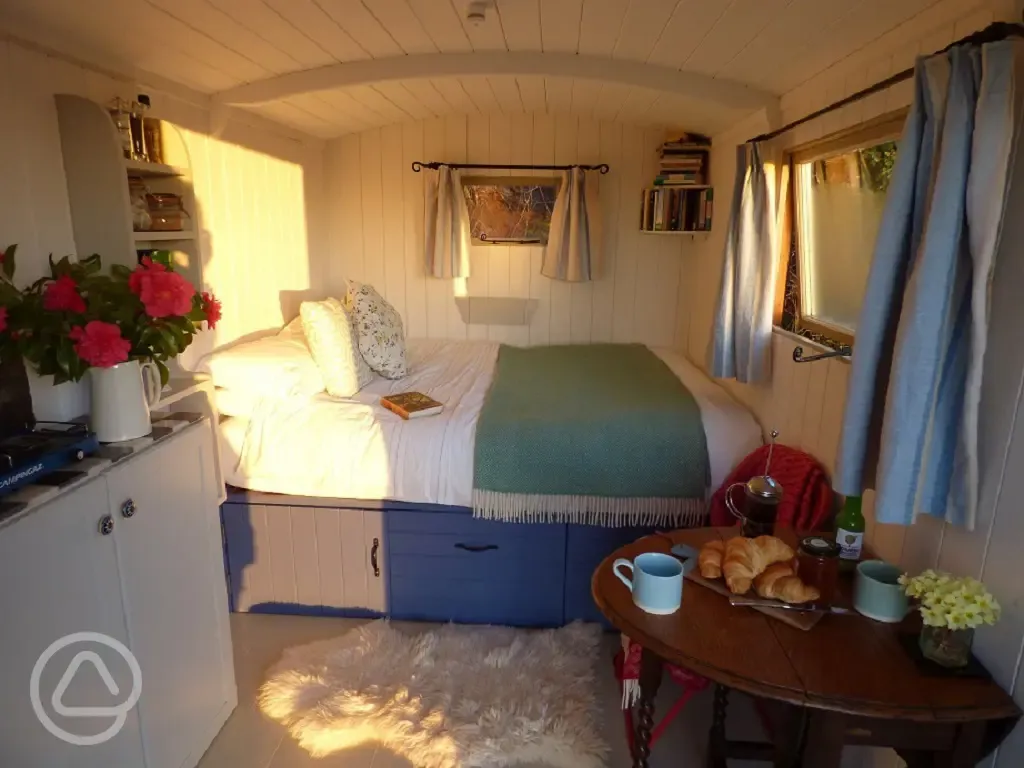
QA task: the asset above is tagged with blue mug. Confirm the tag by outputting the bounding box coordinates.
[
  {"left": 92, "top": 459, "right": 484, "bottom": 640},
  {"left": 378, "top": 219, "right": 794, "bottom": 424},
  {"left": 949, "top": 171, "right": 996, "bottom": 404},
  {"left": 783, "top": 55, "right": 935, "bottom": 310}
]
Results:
[
  {"left": 854, "top": 560, "right": 909, "bottom": 623},
  {"left": 613, "top": 552, "right": 694, "bottom": 615}
]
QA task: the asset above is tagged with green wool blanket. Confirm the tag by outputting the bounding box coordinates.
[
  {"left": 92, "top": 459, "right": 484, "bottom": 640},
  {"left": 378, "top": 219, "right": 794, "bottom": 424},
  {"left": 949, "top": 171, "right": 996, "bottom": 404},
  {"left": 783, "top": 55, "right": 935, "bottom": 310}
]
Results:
[{"left": 472, "top": 344, "right": 709, "bottom": 526}]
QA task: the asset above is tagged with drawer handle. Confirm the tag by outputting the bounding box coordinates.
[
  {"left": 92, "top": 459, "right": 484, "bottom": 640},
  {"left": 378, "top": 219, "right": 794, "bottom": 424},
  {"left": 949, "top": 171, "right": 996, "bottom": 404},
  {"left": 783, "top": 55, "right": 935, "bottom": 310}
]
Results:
[
  {"left": 121, "top": 499, "right": 136, "bottom": 518},
  {"left": 99, "top": 515, "right": 114, "bottom": 536},
  {"left": 454, "top": 543, "right": 499, "bottom": 553},
  {"left": 370, "top": 537, "right": 381, "bottom": 578}
]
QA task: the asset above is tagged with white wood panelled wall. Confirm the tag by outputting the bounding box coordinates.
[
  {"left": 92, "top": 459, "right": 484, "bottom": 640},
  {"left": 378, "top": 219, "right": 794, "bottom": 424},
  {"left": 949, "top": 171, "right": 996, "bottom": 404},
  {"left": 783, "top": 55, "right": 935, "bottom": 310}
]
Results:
[
  {"left": 691, "top": 3, "right": 1024, "bottom": 765},
  {"left": 326, "top": 113, "right": 697, "bottom": 348},
  {"left": 0, "top": 38, "right": 327, "bottom": 360}
]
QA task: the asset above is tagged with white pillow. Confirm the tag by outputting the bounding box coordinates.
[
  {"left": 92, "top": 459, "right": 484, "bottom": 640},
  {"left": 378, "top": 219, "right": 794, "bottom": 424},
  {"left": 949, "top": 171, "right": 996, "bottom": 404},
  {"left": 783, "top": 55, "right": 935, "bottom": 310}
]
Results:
[
  {"left": 347, "top": 281, "right": 407, "bottom": 379},
  {"left": 196, "top": 324, "right": 324, "bottom": 398},
  {"left": 300, "top": 298, "right": 374, "bottom": 397}
]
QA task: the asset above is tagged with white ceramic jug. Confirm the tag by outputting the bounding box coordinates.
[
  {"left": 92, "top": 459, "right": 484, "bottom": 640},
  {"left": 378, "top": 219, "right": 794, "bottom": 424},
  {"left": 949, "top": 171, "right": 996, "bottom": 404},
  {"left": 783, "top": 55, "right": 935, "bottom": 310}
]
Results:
[{"left": 89, "top": 360, "right": 161, "bottom": 442}]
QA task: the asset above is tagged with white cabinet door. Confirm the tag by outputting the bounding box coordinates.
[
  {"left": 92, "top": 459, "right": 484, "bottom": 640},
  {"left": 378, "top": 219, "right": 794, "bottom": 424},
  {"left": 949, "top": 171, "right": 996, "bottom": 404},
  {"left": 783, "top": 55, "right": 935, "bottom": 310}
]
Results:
[
  {"left": 0, "top": 479, "right": 146, "bottom": 768},
  {"left": 108, "top": 424, "right": 234, "bottom": 768}
]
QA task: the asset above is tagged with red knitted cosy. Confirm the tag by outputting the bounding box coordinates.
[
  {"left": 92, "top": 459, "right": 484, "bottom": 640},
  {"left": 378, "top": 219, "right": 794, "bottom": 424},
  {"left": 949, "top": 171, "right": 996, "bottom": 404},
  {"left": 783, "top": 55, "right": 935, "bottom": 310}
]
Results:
[{"left": 709, "top": 444, "right": 834, "bottom": 530}]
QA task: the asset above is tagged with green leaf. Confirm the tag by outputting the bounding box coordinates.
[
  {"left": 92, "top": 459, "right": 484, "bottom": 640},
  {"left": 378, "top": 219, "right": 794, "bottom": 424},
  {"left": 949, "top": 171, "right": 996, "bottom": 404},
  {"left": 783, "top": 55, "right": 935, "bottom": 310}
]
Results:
[
  {"left": 55, "top": 341, "right": 74, "bottom": 376},
  {"left": 2, "top": 243, "right": 16, "bottom": 280},
  {"left": 110, "top": 264, "right": 133, "bottom": 280},
  {"left": 155, "top": 359, "right": 169, "bottom": 387},
  {"left": 80, "top": 253, "right": 103, "bottom": 275}
]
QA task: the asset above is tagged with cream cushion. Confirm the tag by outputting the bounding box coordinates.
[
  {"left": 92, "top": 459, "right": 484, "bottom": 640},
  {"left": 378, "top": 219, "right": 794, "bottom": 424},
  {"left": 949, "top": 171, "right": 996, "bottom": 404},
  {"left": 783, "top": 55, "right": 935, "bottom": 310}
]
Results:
[
  {"left": 299, "top": 298, "right": 374, "bottom": 397},
  {"left": 347, "top": 282, "right": 407, "bottom": 379},
  {"left": 196, "top": 323, "right": 324, "bottom": 398}
]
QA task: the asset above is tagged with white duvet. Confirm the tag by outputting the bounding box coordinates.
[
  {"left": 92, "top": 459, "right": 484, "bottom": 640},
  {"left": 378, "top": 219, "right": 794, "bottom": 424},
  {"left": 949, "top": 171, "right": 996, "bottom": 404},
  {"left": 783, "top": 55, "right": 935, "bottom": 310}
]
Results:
[{"left": 219, "top": 339, "right": 762, "bottom": 506}]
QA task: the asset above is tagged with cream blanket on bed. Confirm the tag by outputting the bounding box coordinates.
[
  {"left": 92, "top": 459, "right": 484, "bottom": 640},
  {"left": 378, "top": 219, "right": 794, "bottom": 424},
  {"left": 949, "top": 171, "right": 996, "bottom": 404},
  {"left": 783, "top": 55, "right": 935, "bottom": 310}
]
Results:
[{"left": 219, "top": 339, "right": 761, "bottom": 507}]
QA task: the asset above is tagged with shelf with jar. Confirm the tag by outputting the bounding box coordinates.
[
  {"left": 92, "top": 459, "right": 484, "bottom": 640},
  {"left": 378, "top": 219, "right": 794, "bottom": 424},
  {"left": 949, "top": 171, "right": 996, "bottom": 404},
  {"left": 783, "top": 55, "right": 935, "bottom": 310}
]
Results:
[{"left": 54, "top": 93, "right": 203, "bottom": 291}]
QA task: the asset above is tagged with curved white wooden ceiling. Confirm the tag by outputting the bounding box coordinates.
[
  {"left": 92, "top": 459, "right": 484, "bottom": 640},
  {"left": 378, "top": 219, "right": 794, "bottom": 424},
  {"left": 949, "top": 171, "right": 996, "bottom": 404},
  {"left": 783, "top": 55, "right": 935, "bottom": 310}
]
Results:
[{"left": 0, "top": 0, "right": 954, "bottom": 138}]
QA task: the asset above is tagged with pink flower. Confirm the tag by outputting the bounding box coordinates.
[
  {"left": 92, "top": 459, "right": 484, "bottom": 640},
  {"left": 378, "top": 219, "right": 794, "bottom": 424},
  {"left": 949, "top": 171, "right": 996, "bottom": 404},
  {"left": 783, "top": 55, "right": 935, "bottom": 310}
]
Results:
[
  {"left": 128, "top": 257, "right": 167, "bottom": 295},
  {"left": 0, "top": 306, "right": 7, "bottom": 332},
  {"left": 201, "top": 292, "right": 221, "bottom": 329},
  {"left": 43, "top": 274, "right": 86, "bottom": 313},
  {"left": 69, "top": 321, "right": 130, "bottom": 368},
  {"left": 138, "top": 270, "right": 194, "bottom": 318}
]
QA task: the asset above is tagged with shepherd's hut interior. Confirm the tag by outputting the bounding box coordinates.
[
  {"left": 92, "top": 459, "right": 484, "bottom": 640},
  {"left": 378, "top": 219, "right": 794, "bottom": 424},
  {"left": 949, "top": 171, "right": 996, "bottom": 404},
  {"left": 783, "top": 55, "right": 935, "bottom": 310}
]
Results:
[{"left": 2, "top": 1, "right": 1024, "bottom": 767}]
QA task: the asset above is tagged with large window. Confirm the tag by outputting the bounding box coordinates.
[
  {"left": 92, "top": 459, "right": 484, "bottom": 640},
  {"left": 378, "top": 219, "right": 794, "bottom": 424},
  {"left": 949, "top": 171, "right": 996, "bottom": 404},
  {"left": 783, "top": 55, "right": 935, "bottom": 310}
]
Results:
[
  {"left": 461, "top": 176, "right": 559, "bottom": 245},
  {"left": 782, "top": 112, "right": 905, "bottom": 347}
]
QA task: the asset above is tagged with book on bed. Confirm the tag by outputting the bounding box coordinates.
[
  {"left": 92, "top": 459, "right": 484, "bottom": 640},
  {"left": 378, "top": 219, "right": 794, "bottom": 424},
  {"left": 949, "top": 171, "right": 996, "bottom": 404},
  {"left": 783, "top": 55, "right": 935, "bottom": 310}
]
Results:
[{"left": 381, "top": 392, "right": 444, "bottom": 420}]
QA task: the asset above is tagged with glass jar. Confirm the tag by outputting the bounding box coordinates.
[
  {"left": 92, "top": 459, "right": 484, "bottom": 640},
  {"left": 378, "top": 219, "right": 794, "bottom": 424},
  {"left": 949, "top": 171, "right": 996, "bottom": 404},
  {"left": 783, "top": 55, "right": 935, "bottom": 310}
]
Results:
[
  {"left": 919, "top": 625, "right": 974, "bottom": 668},
  {"left": 796, "top": 536, "right": 840, "bottom": 606}
]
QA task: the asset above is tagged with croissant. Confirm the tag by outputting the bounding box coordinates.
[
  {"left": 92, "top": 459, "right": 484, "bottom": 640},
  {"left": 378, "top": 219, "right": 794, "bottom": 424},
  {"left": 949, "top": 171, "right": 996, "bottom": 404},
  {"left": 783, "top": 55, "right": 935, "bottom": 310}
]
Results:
[
  {"left": 753, "top": 562, "right": 821, "bottom": 604},
  {"left": 722, "top": 536, "right": 796, "bottom": 595},
  {"left": 698, "top": 540, "right": 725, "bottom": 579}
]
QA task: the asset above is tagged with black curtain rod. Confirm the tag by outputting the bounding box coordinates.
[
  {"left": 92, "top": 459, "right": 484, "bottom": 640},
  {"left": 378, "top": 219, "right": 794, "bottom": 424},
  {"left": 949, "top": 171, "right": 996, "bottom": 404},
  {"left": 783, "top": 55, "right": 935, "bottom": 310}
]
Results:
[
  {"left": 748, "top": 21, "right": 1024, "bottom": 144},
  {"left": 411, "top": 161, "right": 610, "bottom": 174}
]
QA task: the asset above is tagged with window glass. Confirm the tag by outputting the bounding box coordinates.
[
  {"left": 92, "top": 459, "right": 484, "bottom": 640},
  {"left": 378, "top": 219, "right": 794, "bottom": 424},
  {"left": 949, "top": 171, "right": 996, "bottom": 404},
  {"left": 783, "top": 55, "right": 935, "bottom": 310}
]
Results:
[
  {"left": 462, "top": 177, "right": 559, "bottom": 245},
  {"left": 794, "top": 140, "right": 897, "bottom": 336}
]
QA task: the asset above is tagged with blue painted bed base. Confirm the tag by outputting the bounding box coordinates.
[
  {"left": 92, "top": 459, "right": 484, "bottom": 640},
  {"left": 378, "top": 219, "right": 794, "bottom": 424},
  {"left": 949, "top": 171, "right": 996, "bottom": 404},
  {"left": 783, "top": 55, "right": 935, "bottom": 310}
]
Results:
[{"left": 220, "top": 487, "right": 660, "bottom": 627}]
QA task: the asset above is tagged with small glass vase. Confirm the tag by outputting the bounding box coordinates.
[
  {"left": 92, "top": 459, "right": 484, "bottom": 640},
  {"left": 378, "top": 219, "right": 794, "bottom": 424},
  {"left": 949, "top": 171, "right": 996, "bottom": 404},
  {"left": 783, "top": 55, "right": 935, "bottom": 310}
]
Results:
[{"left": 919, "top": 625, "right": 974, "bottom": 668}]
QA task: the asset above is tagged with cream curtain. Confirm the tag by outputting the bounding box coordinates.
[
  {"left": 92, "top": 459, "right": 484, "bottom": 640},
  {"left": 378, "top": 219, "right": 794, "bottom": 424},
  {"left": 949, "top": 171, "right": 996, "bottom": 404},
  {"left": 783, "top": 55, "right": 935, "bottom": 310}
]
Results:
[
  {"left": 708, "top": 142, "right": 786, "bottom": 384},
  {"left": 424, "top": 166, "right": 471, "bottom": 278},
  {"left": 542, "top": 167, "right": 601, "bottom": 282}
]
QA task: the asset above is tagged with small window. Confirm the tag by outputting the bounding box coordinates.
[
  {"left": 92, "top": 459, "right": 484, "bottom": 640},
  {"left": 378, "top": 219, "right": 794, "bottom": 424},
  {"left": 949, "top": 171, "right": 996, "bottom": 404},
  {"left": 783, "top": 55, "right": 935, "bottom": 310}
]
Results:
[
  {"left": 461, "top": 176, "right": 560, "bottom": 245},
  {"left": 782, "top": 112, "right": 905, "bottom": 347}
]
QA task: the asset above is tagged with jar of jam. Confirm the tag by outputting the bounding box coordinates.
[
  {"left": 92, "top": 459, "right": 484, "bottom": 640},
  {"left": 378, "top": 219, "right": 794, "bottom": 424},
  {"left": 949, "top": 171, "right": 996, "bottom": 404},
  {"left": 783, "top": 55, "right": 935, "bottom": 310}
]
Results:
[{"left": 796, "top": 537, "right": 840, "bottom": 607}]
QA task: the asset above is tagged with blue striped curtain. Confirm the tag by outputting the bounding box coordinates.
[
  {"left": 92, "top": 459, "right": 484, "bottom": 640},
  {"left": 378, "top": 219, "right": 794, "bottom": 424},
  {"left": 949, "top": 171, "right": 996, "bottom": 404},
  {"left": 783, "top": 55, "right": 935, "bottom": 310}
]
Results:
[
  {"left": 708, "top": 143, "right": 777, "bottom": 384},
  {"left": 836, "top": 40, "right": 1024, "bottom": 529}
]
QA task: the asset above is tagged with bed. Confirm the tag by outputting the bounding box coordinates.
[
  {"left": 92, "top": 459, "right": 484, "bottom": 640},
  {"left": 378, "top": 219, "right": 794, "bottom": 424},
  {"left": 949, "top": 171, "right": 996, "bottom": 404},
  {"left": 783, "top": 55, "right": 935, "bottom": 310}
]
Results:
[
  {"left": 217, "top": 338, "right": 761, "bottom": 507},
  {"left": 214, "top": 337, "right": 761, "bottom": 626}
]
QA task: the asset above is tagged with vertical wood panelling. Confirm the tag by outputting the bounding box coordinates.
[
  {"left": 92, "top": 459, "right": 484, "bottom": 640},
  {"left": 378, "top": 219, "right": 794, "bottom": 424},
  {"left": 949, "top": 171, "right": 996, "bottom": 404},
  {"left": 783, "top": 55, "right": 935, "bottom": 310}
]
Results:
[{"left": 325, "top": 112, "right": 695, "bottom": 347}]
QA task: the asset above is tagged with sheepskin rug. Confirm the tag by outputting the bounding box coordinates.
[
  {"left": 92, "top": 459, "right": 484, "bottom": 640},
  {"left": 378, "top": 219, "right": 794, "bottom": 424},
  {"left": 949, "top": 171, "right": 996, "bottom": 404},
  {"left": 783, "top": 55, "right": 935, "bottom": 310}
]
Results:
[{"left": 258, "top": 620, "right": 608, "bottom": 768}]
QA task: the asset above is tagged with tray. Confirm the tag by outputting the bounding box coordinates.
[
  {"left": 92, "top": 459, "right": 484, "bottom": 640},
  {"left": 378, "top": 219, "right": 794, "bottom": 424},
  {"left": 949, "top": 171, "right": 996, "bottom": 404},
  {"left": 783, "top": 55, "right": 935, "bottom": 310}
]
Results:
[{"left": 673, "top": 543, "right": 823, "bottom": 631}]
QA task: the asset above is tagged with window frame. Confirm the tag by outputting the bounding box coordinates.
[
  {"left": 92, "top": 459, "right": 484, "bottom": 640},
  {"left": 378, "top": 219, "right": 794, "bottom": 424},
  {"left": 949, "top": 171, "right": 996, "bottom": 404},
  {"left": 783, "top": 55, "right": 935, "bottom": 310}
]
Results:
[{"left": 778, "top": 110, "right": 908, "bottom": 347}]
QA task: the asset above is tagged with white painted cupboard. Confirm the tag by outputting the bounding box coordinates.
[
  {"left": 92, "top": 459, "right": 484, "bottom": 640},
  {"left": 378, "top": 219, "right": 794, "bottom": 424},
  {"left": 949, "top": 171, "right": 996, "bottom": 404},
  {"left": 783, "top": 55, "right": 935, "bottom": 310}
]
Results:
[{"left": 0, "top": 421, "right": 235, "bottom": 768}]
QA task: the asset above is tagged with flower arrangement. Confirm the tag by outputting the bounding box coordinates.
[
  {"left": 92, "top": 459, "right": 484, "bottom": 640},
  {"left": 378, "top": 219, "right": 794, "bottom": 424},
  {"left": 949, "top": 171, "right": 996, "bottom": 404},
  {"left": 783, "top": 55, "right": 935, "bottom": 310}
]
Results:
[
  {"left": 899, "top": 569, "right": 1001, "bottom": 630},
  {"left": 0, "top": 244, "right": 220, "bottom": 385}
]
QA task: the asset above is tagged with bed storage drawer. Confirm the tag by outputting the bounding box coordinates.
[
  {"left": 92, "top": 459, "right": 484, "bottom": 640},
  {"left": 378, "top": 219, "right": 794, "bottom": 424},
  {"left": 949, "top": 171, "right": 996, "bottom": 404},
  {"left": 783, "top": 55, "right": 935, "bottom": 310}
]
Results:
[
  {"left": 564, "top": 524, "right": 657, "bottom": 624},
  {"left": 221, "top": 502, "right": 387, "bottom": 617},
  {"left": 387, "top": 510, "right": 566, "bottom": 627}
]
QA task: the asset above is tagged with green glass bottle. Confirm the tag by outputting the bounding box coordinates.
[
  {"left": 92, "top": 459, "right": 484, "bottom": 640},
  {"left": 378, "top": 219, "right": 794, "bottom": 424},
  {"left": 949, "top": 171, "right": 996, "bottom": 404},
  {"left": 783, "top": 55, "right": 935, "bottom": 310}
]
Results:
[{"left": 835, "top": 495, "right": 865, "bottom": 569}]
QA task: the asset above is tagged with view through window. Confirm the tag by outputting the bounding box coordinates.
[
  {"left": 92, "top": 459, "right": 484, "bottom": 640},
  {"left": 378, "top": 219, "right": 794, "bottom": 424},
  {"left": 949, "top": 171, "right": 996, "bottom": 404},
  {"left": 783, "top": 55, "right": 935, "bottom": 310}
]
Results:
[
  {"left": 462, "top": 177, "right": 559, "bottom": 245},
  {"left": 785, "top": 113, "right": 904, "bottom": 347}
]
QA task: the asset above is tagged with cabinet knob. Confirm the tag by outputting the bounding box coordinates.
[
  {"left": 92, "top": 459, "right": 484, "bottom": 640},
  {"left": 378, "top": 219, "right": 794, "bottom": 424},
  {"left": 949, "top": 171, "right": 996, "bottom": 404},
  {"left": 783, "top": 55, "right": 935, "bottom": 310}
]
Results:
[
  {"left": 121, "top": 499, "right": 136, "bottom": 518},
  {"left": 99, "top": 515, "right": 114, "bottom": 536}
]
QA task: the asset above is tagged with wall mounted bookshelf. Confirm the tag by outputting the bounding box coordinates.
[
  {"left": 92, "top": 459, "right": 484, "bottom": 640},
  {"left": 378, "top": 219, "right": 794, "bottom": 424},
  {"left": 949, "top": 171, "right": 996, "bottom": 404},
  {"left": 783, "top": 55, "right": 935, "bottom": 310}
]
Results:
[{"left": 639, "top": 134, "right": 713, "bottom": 234}]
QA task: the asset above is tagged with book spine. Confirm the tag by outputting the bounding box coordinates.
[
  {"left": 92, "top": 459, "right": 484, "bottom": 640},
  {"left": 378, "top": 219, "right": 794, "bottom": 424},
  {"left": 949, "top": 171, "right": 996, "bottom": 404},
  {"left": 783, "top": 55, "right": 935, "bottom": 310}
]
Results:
[
  {"left": 705, "top": 188, "right": 714, "bottom": 230},
  {"left": 380, "top": 399, "right": 410, "bottom": 420}
]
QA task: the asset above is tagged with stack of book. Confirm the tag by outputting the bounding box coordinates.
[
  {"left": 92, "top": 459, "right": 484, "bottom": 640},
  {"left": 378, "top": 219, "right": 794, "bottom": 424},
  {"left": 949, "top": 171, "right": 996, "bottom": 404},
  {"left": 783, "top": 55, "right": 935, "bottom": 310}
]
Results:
[
  {"left": 654, "top": 134, "right": 710, "bottom": 187},
  {"left": 641, "top": 187, "right": 714, "bottom": 232}
]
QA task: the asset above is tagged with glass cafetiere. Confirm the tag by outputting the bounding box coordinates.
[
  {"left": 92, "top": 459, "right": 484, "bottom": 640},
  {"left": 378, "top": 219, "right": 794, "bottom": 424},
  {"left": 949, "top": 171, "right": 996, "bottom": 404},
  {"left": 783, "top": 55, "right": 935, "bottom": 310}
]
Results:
[{"left": 725, "top": 431, "right": 784, "bottom": 537}]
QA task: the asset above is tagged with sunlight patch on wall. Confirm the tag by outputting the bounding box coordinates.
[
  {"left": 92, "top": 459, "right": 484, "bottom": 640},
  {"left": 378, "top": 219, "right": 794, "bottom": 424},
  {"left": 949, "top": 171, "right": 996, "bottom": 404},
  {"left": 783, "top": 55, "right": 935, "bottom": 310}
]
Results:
[{"left": 181, "top": 128, "right": 310, "bottom": 360}]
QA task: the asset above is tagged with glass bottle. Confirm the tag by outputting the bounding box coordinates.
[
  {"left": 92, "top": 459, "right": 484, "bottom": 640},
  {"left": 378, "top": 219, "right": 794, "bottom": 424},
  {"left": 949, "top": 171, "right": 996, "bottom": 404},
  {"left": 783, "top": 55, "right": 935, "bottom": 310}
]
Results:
[
  {"left": 129, "top": 94, "right": 151, "bottom": 161},
  {"left": 109, "top": 97, "right": 133, "bottom": 160},
  {"left": 835, "top": 495, "right": 865, "bottom": 570}
]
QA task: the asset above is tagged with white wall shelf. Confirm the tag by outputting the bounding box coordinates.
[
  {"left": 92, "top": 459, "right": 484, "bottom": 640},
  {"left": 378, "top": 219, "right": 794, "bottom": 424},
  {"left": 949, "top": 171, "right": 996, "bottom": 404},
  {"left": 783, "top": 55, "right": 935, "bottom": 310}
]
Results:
[
  {"left": 125, "top": 159, "right": 187, "bottom": 178},
  {"left": 133, "top": 230, "right": 195, "bottom": 243}
]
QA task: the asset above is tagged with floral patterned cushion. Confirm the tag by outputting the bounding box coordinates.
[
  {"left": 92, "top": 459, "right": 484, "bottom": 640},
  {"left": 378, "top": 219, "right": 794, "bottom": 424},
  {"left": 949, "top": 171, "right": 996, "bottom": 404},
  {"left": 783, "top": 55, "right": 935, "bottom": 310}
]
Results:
[
  {"left": 299, "top": 298, "right": 374, "bottom": 397},
  {"left": 347, "top": 282, "right": 407, "bottom": 379}
]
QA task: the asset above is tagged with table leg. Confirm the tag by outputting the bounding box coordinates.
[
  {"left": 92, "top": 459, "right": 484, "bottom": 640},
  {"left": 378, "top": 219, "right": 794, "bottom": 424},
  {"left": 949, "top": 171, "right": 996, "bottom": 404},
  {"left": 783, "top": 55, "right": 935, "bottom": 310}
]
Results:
[
  {"left": 772, "top": 705, "right": 807, "bottom": 768},
  {"left": 802, "top": 711, "right": 845, "bottom": 766},
  {"left": 936, "top": 721, "right": 987, "bottom": 768},
  {"left": 705, "top": 684, "right": 729, "bottom": 768},
  {"left": 633, "top": 648, "right": 663, "bottom": 768}
]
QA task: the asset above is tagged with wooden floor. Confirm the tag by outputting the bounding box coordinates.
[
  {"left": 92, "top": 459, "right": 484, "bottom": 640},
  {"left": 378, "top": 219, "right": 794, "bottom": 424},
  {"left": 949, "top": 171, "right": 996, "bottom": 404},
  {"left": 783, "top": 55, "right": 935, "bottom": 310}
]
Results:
[{"left": 196, "top": 613, "right": 776, "bottom": 768}]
